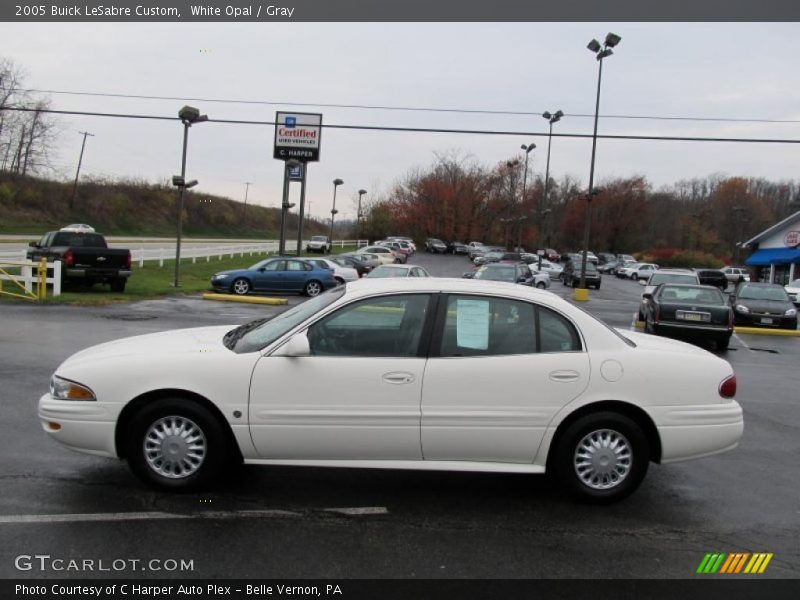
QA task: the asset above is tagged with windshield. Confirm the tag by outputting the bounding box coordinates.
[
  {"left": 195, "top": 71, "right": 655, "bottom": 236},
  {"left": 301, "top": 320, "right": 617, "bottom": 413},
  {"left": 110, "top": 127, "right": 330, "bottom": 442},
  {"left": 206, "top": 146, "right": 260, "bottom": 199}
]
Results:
[
  {"left": 650, "top": 273, "right": 697, "bottom": 285},
  {"left": 368, "top": 266, "right": 406, "bottom": 278},
  {"left": 311, "top": 236, "right": 327, "bottom": 242},
  {"left": 224, "top": 287, "right": 345, "bottom": 353},
  {"left": 659, "top": 285, "right": 724, "bottom": 304},
  {"left": 474, "top": 266, "right": 516, "bottom": 282},
  {"left": 738, "top": 285, "right": 790, "bottom": 302}
]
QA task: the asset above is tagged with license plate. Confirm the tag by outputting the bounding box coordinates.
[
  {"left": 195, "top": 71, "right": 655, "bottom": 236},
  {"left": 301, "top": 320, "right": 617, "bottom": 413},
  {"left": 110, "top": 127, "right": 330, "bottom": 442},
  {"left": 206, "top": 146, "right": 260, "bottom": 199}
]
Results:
[
  {"left": 677, "top": 311, "right": 709, "bottom": 322},
  {"left": 761, "top": 318, "right": 773, "bottom": 325}
]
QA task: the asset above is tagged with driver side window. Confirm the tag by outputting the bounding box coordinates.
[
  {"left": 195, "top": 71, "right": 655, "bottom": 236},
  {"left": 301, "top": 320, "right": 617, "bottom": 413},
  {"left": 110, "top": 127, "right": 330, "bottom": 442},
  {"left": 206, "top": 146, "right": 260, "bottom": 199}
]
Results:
[{"left": 307, "top": 294, "right": 430, "bottom": 357}]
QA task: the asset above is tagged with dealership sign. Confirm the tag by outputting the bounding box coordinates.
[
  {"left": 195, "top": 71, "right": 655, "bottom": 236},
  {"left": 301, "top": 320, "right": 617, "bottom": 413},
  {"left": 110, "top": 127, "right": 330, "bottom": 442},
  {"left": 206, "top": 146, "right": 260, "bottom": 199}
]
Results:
[
  {"left": 784, "top": 230, "right": 800, "bottom": 247},
  {"left": 274, "top": 112, "right": 322, "bottom": 162}
]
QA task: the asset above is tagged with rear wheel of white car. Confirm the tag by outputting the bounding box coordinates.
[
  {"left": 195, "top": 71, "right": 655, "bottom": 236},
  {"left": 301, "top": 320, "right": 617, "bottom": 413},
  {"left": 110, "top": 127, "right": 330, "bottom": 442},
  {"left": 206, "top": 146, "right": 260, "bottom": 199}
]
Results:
[
  {"left": 554, "top": 412, "right": 649, "bottom": 504},
  {"left": 231, "top": 278, "right": 250, "bottom": 295},
  {"left": 536, "top": 281, "right": 546, "bottom": 289},
  {"left": 126, "top": 399, "right": 230, "bottom": 492}
]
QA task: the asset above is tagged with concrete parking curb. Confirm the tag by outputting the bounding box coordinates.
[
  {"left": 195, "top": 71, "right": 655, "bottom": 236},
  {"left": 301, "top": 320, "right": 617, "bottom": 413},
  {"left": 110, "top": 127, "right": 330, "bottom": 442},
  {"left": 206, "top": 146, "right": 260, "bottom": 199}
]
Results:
[
  {"left": 634, "top": 320, "right": 799, "bottom": 336},
  {"left": 202, "top": 293, "right": 288, "bottom": 305}
]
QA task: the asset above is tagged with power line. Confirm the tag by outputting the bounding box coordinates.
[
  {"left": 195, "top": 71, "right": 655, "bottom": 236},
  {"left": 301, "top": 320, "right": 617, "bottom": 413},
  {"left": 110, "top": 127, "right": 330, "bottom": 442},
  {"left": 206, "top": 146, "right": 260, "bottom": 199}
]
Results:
[
  {"left": 16, "top": 88, "right": 800, "bottom": 125},
  {"left": 5, "top": 105, "right": 800, "bottom": 145}
]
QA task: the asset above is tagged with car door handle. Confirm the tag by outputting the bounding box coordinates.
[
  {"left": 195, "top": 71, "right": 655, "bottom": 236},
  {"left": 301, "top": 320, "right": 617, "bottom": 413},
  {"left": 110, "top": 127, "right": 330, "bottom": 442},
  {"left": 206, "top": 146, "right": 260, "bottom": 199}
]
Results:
[
  {"left": 382, "top": 372, "right": 415, "bottom": 385},
  {"left": 549, "top": 370, "right": 580, "bottom": 382}
]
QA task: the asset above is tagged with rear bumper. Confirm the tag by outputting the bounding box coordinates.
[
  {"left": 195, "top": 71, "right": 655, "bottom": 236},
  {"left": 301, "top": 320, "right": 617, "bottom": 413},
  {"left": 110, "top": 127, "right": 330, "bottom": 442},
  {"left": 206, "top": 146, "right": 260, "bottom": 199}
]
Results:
[
  {"left": 650, "top": 401, "right": 743, "bottom": 463},
  {"left": 66, "top": 269, "right": 131, "bottom": 279},
  {"left": 654, "top": 321, "right": 732, "bottom": 340}
]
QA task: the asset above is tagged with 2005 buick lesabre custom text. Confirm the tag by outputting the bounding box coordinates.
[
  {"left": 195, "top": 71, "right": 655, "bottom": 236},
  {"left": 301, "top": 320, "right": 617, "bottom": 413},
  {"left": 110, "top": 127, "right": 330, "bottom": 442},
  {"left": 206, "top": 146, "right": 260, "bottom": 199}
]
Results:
[{"left": 38, "top": 279, "right": 743, "bottom": 503}]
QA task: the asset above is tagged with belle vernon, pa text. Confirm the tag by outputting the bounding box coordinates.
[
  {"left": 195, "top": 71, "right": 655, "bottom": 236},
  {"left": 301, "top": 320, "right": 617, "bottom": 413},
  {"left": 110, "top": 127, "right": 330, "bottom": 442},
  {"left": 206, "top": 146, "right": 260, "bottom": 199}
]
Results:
[{"left": 16, "top": 584, "right": 343, "bottom": 596}]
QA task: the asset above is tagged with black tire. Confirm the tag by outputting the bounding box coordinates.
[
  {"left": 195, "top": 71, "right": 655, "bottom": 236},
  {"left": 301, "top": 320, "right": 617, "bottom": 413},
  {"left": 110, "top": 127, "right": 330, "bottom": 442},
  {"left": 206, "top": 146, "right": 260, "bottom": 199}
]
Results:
[
  {"left": 110, "top": 278, "right": 126, "bottom": 293},
  {"left": 231, "top": 278, "right": 251, "bottom": 296},
  {"left": 644, "top": 318, "right": 654, "bottom": 334},
  {"left": 304, "top": 280, "right": 323, "bottom": 297},
  {"left": 553, "top": 411, "right": 650, "bottom": 504},
  {"left": 717, "top": 336, "right": 731, "bottom": 351},
  {"left": 637, "top": 309, "right": 644, "bottom": 322},
  {"left": 631, "top": 273, "right": 639, "bottom": 281},
  {"left": 334, "top": 277, "right": 345, "bottom": 286},
  {"left": 125, "top": 398, "right": 231, "bottom": 492},
  {"left": 535, "top": 281, "right": 546, "bottom": 289}
]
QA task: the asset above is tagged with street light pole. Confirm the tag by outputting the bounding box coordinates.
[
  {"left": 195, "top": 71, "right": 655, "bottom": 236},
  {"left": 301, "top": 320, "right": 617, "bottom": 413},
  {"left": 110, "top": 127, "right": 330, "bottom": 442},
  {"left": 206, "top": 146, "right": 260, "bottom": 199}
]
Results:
[
  {"left": 541, "top": 110, "right": 563, "bottom": 248},
  {"left": 172, "top": 106, "right": 207, "bottom": 288},
  {"left": 519, "top": 143, "right": 535, "bottom": 251},
  {"left": 580, "top": 33, "right": 620, "bottom": 291},
  {"left": 329, "top": 178, "right": 343, "bottom": 247},
  {"left": 357, "top": 189, "right": 367, "bottom": 244}
]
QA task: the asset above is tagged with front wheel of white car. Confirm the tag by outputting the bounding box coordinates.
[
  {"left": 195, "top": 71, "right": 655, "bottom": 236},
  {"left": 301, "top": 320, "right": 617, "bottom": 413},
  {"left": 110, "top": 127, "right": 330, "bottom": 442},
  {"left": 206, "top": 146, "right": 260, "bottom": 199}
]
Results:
[
  {"left": 553, "top": 412, "right": 649, "bottom": 504},
  {"left": 126, "top": 399, "right": 230, "bottom": 492}
]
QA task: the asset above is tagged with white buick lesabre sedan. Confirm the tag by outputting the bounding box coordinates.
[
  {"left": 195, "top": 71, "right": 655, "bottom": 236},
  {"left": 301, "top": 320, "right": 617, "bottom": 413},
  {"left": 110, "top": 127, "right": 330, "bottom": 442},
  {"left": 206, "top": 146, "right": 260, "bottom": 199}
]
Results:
[{"left": 39, "top": 278, "right": 743, "bottom": 503}]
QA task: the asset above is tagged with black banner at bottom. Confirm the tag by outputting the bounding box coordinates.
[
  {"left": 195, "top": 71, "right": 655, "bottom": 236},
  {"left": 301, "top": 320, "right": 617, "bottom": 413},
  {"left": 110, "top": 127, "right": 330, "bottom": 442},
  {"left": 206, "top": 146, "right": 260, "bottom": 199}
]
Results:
[{"left": 4, "top": 579, "right": 800, "bottom": 600}]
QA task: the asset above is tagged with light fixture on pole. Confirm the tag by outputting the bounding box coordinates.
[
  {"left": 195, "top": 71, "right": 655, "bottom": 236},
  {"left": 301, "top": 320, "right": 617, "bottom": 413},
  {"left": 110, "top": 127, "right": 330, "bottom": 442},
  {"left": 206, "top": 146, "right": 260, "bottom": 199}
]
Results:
[
  {"left": 357, "top": 189, "right": 367, "bottom": 242},
  {"left": 173, "top": 105, "right": 208, "bottom": 288},
  {"left": 541, "top": 110, "right": 563, "bottom": 246},
  {"left": 518, "top": 144, "right": 535, "bottom": 251},
  {"left": 579, "top": 32, "right": 620, "bottom": 293},
  {"left": 329, "top": 178, "right": 344, "bottom": 245}
]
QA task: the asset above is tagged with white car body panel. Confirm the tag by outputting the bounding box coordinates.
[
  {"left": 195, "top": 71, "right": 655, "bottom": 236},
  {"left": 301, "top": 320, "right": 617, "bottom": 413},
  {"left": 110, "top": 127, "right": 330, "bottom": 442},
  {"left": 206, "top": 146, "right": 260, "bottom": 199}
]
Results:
[
  {"left": 308, "top": 258, "right": 358, "bottom": 282},
  {"left": 38, "top": 278, "right": 743, "bottom": 481}
]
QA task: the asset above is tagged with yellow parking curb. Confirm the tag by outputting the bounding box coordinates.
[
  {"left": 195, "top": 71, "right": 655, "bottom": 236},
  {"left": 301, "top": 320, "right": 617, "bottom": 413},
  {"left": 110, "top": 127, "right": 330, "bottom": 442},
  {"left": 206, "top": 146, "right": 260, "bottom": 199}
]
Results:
[
  {"left": 202, "top": 293, "right": 287, "bottom": 305},
  {"left": 634, "top": 320, "right": 798, "bottom": 336},
  {"left": 573, "top": 288, "right": 590, "bottom": 302},
  {"left": 734, "top": 326, "right": 800, "bottom": 337}
]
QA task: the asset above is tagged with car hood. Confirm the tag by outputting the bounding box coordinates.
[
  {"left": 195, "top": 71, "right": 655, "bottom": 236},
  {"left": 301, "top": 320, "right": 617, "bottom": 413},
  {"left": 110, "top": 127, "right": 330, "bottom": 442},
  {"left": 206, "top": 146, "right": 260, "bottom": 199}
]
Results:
[
  {"left": 59, "top": 326, "right": 234, "bottom": 369},
  {"left": 735, "top": 298, "right": 792, "bottom": 313}
]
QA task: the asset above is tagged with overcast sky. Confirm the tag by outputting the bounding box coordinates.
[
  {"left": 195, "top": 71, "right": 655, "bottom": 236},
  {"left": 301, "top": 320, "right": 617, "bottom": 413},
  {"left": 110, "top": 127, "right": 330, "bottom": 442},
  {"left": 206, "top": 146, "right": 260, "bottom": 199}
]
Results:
[{"left": 2, "top": 22, "right": 800, "bottom": 220}]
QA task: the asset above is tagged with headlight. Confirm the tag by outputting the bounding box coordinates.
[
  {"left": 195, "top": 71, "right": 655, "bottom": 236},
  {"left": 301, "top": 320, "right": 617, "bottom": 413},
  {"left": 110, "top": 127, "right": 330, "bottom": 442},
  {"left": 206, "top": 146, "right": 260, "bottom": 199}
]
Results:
[
  {"left": 735, "top": 304, "right": 750, "bottom": 314},
  {"left": 786, "top": 308, "right": 797, "bottom": 317},
  {"left": 213, "top": 273, "right": 229, "bottom": 280},
  {"left": 50, "top": 375, "right": 96, "bottom": 401}
]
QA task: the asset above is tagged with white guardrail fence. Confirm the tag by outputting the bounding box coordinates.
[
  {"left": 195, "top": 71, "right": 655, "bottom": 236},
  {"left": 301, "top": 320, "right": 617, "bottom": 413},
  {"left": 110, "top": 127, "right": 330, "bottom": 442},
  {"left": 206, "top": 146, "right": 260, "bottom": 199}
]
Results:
[{"left": 0, "top": 240, "right": 368, "bottom": 300}]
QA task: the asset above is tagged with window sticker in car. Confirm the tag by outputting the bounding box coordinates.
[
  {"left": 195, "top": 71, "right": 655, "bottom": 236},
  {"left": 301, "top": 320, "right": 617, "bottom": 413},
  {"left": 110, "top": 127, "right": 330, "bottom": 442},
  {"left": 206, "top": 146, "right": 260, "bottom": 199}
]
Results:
[{"left": 456, "top": 299, "right": 490, "bottom": 350}]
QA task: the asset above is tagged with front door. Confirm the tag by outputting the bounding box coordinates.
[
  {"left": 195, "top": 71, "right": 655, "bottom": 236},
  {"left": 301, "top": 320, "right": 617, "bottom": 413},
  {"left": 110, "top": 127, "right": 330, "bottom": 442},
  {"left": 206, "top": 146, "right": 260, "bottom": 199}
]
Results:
[{"left": 248, "top": 293, "right": 433, "bottom": 460}]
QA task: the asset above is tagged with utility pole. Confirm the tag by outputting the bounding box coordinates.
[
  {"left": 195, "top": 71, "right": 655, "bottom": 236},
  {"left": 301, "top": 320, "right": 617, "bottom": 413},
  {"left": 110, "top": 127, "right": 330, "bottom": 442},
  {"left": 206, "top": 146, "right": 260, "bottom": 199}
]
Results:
[
  {"left": 243, "top": 181, "right": 251, "bottom": 220},
  {"left": 70, "top": 131, "right": 94, "bottom": 210}
]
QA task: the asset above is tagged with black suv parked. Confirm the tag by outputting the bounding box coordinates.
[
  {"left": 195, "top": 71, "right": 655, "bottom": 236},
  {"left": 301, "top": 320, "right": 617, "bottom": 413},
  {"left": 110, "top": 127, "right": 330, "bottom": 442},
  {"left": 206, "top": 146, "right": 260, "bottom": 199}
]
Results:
[{"left": 562, "top": 258, "right": 601, "bottom": 289}]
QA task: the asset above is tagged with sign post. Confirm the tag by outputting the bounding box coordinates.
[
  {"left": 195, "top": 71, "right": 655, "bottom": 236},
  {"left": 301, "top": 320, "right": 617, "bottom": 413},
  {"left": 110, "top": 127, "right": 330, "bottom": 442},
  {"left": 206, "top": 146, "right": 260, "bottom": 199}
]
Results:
[{"left": 274, "top": 112, "right": 322, "bottom": 256}]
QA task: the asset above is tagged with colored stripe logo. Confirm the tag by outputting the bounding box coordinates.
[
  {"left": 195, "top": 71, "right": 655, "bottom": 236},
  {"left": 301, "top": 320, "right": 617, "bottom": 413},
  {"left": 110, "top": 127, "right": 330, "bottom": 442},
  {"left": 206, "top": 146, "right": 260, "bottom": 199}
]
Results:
[{"left": 697, "top": 553, "right": 773, "bottom": 574}]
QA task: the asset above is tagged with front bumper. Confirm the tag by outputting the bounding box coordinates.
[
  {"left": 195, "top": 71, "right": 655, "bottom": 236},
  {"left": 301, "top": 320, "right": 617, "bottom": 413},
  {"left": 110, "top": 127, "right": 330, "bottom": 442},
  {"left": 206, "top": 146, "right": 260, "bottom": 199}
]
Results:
[
  {"left": 38, "top": 393, "right": 118, "bottom": 458},
  {"left": 734, "top": 312, "right": 797, "bottom": 329},
  {"left": 649, "top": 401, "right": 743, "bottom": 463}
]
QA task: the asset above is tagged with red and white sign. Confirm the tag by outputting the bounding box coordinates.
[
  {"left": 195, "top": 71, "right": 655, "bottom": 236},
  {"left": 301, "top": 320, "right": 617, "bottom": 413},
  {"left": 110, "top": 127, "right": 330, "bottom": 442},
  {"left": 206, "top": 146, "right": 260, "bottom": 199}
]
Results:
[
  {"left": 274, "top": 112, "right": 322, "bottom": 162},
  {"left": 785, "top": 230, "right": 800, "bottom": 247}
]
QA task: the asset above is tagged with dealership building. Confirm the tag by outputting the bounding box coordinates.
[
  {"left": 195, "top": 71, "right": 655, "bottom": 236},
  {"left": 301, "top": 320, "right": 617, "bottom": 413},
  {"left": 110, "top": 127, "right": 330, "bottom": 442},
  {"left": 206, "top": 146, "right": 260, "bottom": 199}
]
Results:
[{"left": 743, "top": 210, "right": 800, "bottom": 285}]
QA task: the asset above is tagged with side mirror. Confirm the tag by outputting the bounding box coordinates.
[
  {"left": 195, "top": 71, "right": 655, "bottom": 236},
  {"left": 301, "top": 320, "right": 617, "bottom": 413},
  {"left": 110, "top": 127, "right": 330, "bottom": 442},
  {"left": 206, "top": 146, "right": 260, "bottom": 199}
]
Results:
[
  {"left": 638, "top": 279, "right": 647, "bottom": 286},
  {"left": 273, "top": 332, "right": 310, "bottom": 357}
]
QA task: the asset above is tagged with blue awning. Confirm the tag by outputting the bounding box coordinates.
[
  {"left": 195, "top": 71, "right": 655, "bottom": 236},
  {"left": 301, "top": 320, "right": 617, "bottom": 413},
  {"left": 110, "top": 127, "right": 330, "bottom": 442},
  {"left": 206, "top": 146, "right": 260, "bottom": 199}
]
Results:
[{"left": 745, "top": 247, "right": 800, "bottom": 266}]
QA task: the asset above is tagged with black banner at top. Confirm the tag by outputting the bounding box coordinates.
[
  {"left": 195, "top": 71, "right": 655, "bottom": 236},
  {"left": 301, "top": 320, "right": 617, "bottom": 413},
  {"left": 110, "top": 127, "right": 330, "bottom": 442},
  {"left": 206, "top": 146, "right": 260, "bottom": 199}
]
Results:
[{"left": 3, "top": 0, "right": 800, "bottom": 22}]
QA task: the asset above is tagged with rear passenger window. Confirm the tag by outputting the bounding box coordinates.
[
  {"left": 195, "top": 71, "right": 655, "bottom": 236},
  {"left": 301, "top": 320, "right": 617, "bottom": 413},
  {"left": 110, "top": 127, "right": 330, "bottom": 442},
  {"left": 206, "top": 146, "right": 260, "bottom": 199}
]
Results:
[
  {"left": 438, "top": 296, "right": 582, "bottom": 356},
  {"left": 539, "top": 307, "right": 582, "bottom": 353}
]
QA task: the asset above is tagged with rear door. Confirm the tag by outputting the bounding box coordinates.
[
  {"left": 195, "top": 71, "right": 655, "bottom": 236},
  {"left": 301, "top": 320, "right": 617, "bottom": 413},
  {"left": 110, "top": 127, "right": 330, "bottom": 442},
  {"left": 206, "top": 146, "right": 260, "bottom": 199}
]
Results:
[{"left": 421, "top": 294, "right": 590, "bottom": 463}]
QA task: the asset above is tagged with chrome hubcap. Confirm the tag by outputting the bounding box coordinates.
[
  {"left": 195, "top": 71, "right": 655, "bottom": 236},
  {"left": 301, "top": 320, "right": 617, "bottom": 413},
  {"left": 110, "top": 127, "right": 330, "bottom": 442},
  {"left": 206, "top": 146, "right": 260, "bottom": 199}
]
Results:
[
  {"left": 233, "top": 280, "right": 249, "bottom": 294},
  {"left": 574, "top": 428, "right": 632, "bottom": 490},
  {"left": 144, "top": 416, "right": 206, "bottom": 479},
  {"left": 307, "top": 282, "right": 321, "bottom": 296}
]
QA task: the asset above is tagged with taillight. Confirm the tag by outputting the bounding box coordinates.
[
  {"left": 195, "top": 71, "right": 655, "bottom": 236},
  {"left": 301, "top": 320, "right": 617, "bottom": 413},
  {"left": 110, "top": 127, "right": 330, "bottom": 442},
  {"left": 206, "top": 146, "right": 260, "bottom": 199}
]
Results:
[
  {"left": 125, "top": 251, "right": 132, "bottom": 269},
  {"left": 719, "top": 374, "right": 737, "bottom": 399},
  {"left": 64, "top": 249, "right": 74, "bottom": 267}
]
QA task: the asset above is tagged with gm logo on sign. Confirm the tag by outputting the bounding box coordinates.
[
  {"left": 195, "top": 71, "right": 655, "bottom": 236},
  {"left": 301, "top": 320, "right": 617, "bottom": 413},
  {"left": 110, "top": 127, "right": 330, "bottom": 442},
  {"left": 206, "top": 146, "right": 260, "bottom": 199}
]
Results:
[
  {"left": 696, "top": 552, "right": 773, "bottom": 574},
  {"left": 285, "top": 116, "right": 297, "bottom": 128}
]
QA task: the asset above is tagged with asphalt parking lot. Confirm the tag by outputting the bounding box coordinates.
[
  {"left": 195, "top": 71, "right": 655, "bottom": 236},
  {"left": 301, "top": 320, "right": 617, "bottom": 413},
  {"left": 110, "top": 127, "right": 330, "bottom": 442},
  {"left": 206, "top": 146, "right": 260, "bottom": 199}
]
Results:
[{"left": 1, "top": 252, "right": 798, "bottom": 579}]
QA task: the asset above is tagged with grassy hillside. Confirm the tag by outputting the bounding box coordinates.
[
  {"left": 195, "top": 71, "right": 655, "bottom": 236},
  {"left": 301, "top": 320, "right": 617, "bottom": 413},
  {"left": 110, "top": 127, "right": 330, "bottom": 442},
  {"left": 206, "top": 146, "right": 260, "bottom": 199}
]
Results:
[{"left": 0, "top": 172, "right": 330, "bottom": 238}]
